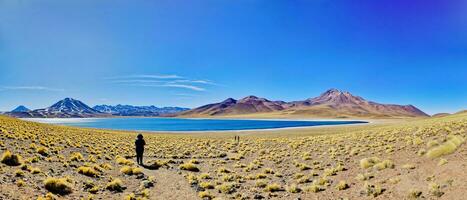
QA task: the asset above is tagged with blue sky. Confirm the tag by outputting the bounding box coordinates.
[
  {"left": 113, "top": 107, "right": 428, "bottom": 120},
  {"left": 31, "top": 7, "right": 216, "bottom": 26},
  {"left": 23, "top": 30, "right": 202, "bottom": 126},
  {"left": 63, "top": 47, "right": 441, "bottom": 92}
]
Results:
[{"left": 0, "top": 0, "right": 466, "bottom": 114}]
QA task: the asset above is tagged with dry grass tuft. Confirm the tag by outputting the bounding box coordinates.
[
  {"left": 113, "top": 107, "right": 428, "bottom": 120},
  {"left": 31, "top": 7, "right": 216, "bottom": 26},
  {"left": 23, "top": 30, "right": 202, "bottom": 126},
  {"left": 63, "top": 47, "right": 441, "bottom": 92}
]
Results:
[
  {"left": 264, "top": 183, "right": 282, "bottom": 192},
  {"left": 373, "top": 159, "right": 394, "bottom": 170},
  {"left": 426, "top": 135, "right": 464, "bottom": 158},
  {"left": 179, "top": 163, "right": 200, "bottom": 172},
  {"left": 16, "top": 179, "right": 25, "bottom": 187},
  {"left": 359, "top": 157, "right": 380, "bottom": 169},
  {"left": 1, "top": 150, "right": 23, "bottom": 166},
  {"left": 106, "top": 178, "right": 124, "bottom": 192},
  {"left": 116, "top": 156, "right": 134, "bottom": 166},
  {"left": 286, "top": 184, "right": 301, "bottom": 193},
  {"left": 305, "top": 184, "right": 322, "bottom": 193},
  {"left": 198, "top": 191, "right": 215, "bottom": 199},
  {"left": 36, "top": 147, "right": 48, "bottom": 156},
  {"left": 123, "top": 193, "right": 136, "bottom": 200},
  {"left": 428, "top": 182, "right": 444, "bottom": 197},
  {"left": 255, "top": 180, "right": 267, "bottom": 188},
  {"left": 437, "top": 158, "right": 448, "bottom": 166},
  {"left": 70, "top": 152, "right": 84, "bottom": 162},
  {"left": 77, "top": 166, "right": 99, "bottom": 177},
  {"left": 216, "top": 183, "right": 235, "bottom": 194},
  {"left": 335, "top": 180, "right": 349, "bottom": 190},
  {"left": 361, "top": 182, "right": 383, "bottom": 197},
  {"left": 44, "top": 177, "right": 73, "bottom": 195},
  {"left": 402, "top": 164, "right": 416, "bottom": 169},
  {"left": 200, "top": 181, "right": 215, "bottom": 189},
  {"left": 408, "top": 189, "right": 422, "bottom": 198},
  {"left": 120, "top": 166, "right": 133, "bottom": 175}
]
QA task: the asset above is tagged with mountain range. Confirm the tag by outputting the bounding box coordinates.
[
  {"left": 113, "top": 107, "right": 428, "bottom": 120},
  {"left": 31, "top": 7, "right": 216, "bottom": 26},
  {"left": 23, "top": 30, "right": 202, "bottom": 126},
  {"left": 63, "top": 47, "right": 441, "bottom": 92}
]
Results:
[
  {"left": 178, "top": 89, "right": 429, "bottom": 118},
  {"left": 3, "top": 89, "right": 429, "bottom": 118},
  {"left": 92, "top": 104, "right": 189, "bottom": 116},
  {"left": 5, "top": 98, "right": 105, "bottom": 118},
  {"left": 4, "top": 98, "right": 188, "bottom": 118}
]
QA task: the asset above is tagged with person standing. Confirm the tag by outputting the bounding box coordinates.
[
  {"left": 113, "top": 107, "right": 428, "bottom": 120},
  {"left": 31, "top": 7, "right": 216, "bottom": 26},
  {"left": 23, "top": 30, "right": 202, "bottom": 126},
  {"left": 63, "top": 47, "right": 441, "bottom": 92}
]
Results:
[{"left": 135, "top": 134, "right": 146, "bottom": 165}]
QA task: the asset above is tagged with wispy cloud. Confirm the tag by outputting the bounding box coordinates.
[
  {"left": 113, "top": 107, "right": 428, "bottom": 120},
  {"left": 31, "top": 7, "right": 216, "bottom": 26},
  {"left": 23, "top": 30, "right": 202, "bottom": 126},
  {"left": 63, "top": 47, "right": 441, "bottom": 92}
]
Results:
[
  {"left": 105, "top": 74, "right": 182, "bottom": 80},
  {"left": 123, "top": 83, "right": 206, "bottom": 91},
  {"left": 163, "top": 84, "right": 205, "bottom": 91},
  {"left": 0, "top": 86, "right": 64, "bottom": 92},
  {"left": 169, "top": 79, "right": 218, "bottom": 85},
  {"left": 107, "top": 74, "right": 219, "bottom": 92},
  {"left": 109, "top": 79, "right": 165, "bottom": 84}
]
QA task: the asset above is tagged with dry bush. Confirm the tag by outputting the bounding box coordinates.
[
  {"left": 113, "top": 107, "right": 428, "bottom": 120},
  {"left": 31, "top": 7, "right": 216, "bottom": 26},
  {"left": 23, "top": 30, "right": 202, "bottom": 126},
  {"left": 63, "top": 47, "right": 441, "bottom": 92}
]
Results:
[
  {"left": 198, "top": 191, "right": 215, "bottom": 199},
  {"left": 305, "top": 184, "right": 323, "bottom": 193},
  {"left": 359, "top": 157, "right": 380, "bottom": 169},
  {"left": 335, "top": 180, "right": 349, "bottom": 190},
  {"left": 286, "top": 184, "right": 301, "bottom": 193},
  {"left": 44, "top": 177, "right": 73, "bottom": 195},
  {"left": 361, "top": 182, "right": 383, "bottom": 197},
  {"left": 106, "top": 178, "right": 124, "bottom": 192},
  {"left": 1, "top": 150, "right": 23, "bottom": 166},
  {"left": 408, "top": 189, "right": 422, "bottom": 198},
  {"left": 179, "top": 163, "right": 200, "bottom": 172},
  {"left": 426, "top": 135, "right": 464, "bottom": 158},
  {"left": 216, "top": 183, "right": 235, "bottom": 194},
  {"left": 77, "top": 166, "right": 99, "bottom": 177},
  {"left": 199, "top": 181, "right": 214, "bottom": 189},
  {"left": 264, "top": 183, "right": 282, "bottom": 192}
]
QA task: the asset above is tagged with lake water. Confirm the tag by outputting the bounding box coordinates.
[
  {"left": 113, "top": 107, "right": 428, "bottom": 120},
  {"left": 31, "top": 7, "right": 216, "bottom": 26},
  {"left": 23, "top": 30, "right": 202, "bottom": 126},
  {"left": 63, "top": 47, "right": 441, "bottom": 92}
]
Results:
[{"left": 23, "top": 118, "right": 367, "bottom": 132}]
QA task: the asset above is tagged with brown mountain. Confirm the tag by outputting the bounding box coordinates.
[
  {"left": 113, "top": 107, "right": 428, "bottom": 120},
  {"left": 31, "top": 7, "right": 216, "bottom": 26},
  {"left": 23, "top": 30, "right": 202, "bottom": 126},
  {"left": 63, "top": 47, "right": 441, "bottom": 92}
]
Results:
[
  {"left": 178, "top": 89, "right": 429, "bottom": 118},
  {"left": 432, "top": 113, "right": 451, "bottom": 117},
  {"left": 180, "top": 96, "right": 286, "bottom": 116}
]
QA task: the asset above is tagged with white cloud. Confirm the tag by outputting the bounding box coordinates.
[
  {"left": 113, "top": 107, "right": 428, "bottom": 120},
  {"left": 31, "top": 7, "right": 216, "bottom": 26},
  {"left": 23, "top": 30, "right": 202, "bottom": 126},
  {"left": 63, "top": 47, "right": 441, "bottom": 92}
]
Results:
[
  {"left": 110, "top": 79, "right": 165, "bottom": 84},
  {"left": 132, "top": 74, "right": 183, "bottom": 79},
  {"left": 0, "top": 86, "right": 64, "bottom": 92},
  {"left": 123, "top": 83, "right": 206, "bottom": 92},
  {"left": 169, "top": 79, "right": 217, "bottom": 85},
  {"left": 163, "top": 84, "right": 205, "bottom": 91},
  {"left": 105, "top": 74, "right": 182, "bottom": 80},
  {"left": 107, "top": 74, "right": 219, "bottom": 92}
]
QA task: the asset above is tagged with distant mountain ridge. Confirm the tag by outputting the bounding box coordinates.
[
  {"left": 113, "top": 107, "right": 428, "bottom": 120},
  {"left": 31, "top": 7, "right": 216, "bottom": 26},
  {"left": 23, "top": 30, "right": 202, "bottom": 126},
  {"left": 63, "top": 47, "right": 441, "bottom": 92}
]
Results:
[
  {"left": 93, "top": 104, "right": 188, "bottom": 116},
  {"left": 6, "top": 98, "right": 105, "bottom": 118},
  {"left": 3, "top": 89, "right": 429, "bottom": 118},
  {"left": 5, "top": 98, "right": 189, "bottom": 118},
  {"left": 179, "top": 89, "right": 429, "bottom": 118},
  {"left": 11, "top": 105, "right": 30, "bottom": 113}
]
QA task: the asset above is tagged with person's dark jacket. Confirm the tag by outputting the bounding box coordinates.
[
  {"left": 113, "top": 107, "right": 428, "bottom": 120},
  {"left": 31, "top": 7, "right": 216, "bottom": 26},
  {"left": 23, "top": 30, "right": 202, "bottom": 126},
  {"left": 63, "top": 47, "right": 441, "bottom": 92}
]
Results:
[{"left": 135, "top": 139, "right": 146, "bottom": 153}]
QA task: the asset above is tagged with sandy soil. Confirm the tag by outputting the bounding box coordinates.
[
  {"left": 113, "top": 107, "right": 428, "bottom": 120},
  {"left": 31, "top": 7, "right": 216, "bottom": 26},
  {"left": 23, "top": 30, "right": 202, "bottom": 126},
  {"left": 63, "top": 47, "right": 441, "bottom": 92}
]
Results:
[{"left": 0, "top": 113, "right": 465, "bottom": 200}]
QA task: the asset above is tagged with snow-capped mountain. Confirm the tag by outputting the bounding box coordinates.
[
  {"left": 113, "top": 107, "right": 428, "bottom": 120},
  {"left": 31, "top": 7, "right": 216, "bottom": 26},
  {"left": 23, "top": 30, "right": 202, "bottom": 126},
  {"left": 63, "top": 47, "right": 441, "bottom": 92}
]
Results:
[
  {"left": 4, "top": 98, "right": 188, "bottom": 118},
  {"left": 93, "top": 104, "right": 189, "bottom": 116},
  {"left": 5, "top": 98, "right": 105, "bottom": 118},
  {"left": 31, "top": 98, "right": 103, "bottom": 118}
]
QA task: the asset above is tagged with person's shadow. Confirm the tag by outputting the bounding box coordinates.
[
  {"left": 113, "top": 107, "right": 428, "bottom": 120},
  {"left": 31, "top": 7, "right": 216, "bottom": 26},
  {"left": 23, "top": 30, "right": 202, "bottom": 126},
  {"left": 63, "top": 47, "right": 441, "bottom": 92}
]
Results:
[
  {"left": 126, "top": 155, "right": 161, "bottom": 170},
  {"left": 141, "top": 163, "right": 161, "bottom": 170},
  {"left": 139, "top": 158, "right": 163, "bottom": 170}
]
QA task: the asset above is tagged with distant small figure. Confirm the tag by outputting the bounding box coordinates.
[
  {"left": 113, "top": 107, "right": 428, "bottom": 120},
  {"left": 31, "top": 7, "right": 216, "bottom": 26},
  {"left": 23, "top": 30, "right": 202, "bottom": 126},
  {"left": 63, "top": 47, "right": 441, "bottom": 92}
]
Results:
[
  {"left": 135, "top": 134, "right": 146, "bottom": 165},
  {"left": 234, "top": 135, "right": 240, "bottom": 143}
]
